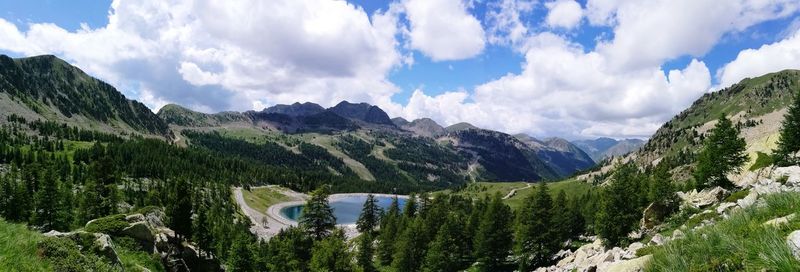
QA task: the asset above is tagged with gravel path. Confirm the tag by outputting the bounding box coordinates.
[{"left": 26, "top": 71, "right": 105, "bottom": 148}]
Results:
[{"left": 503, "top": 183, "right": 532, "bottom": 199}]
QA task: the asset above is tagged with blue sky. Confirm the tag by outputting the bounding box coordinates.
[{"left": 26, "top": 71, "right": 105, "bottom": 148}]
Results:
[{"left": 1, "top": 0, "right": 799, "bottom": 139}]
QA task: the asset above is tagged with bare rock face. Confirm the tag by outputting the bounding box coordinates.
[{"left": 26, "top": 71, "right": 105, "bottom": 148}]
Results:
[
  {"left": 678, "top": 187, "right": 728, "bottom": 209},
  {"left": 122, "top": 221, "right": 155, "bottom": 243},
  {"left": 764, "top": 213, "right": 796, "bottom": 227}
]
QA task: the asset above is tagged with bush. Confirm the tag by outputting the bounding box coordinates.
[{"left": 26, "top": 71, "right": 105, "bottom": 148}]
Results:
[
  {"left": 85, "top": 214, "right": 129, "bottom": 235},
  {"left": 635, "top": 245, "right": 661, "bottom": 257},
  {"left": 37, "top": 237, "right": 116, "bottom": 272}
]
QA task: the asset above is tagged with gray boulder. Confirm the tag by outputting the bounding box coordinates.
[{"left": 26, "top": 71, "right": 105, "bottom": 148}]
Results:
[
  {"left": 788, "top": 230, "right": 800, "bottom": 260},
  {"left": 122, "top": 221, "right": 155, "bottom": 242}
]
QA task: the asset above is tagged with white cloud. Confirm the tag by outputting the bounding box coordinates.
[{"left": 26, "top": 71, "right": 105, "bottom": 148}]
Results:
[
  {"left": 545, "top": 0, "right": 583, "bottom": 29},
  {"left": 403, "top": 0, "right": 485, "bottom": 61},
  {"left": 0, "top": 0, "right": 407, "bottom": 112},
  {"left": 717, "top": 29, "right": 800, "bottom": 89},
  {"left": 591, "top": 0, "right": 800, "bottom": 70},
  {"left": 395, "top": 33, "right": 711, "bottom": 138},
  {"left": 486, "top": 0, "right": 533, "bottom": 47}
]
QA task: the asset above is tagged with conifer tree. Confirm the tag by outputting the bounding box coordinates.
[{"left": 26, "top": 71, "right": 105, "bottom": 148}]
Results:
[
  {"left": 193, "top": 202, "right": 212, "bottom": 256},
  {"left": 516, "top": 184, "right": 557, "bottom": 270},
  {"left": 32, "top": 167, "right": 60, "bottom": 231},
  {"left": 694, "top": 115, "right": 747, "bottom": 189},
  {"left": 422, "top": 214, "right": 466, "bottom": 272},
  {"left": 473, "top": 194, "right": 513, "bottom": 271},
  {"left": 310, "top": 229, "right": 356, "bottom": 272},
  {"left": 402, "top": 193, "right": 418, "bottom": 218},
  {"left": 227, "top": 233, "right": 256, "bottom": 272},
  {"left": 377, "top": 196, "right": 400, "bottom": 265},
  {"left": 55, "top": 175, "right": 74, "bottom": 231},
  {"left": 391, "top": 217, "right": 427, "bottom": 272},
  {"left": 774, "top": 90, "right": 800, "bottom": 165},
  {"left": 357, "top": 194, "right": 381, "bottom": 235},
  {"left": 357, "top": 233, "right": 376, "bottom": 272},
  {"left": 552, "top": 190, "right": 571, "bottom": 244},
  {"left": 300, "top": 187, "right": 336, "bottom": 240},
  {"left": 168, "top": 177, "right": 193, "bottom": 238},
  {"left": 596, "top": 163, "right": 641, "bottom": 247}
]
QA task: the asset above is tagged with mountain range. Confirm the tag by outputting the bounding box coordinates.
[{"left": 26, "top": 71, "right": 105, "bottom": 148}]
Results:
[
  {"left": 572, "top": 138, "right": 645, "bottom": 162},
  {"left": 0, "top": 54, "right": 605, "bottom": 183}
]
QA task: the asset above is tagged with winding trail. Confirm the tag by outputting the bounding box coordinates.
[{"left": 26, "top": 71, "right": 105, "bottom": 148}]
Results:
[
  {"left": 503, "top": 183, "right": 532, "bottom": 199},
  {"left": 233, "top": 186, "right": 305, "bottom": 240}
]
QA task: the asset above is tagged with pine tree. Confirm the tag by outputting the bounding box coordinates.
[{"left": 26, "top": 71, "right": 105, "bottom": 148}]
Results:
[
  {"left": 300, "top": 187, "right": 336, "bottom": 240},
  {"left": 596, "top": 163, "right": 641, "bottom": 247},
  {"left": 168, "top": 178, "right": 193, "bottom": 238},
  {"left": 473, "top": 194, "right": 513, "bottom": 271},
  {"left": 391, "top": 217, "right": 427, "bottom": 272},
  {"left": 32, "top": 167, "right": 60, "bottom": 230},
  {"left": 694, "top": 115, "right": 748, "bottom": 189},
  {"left": 376, "top": 196, "right": 400, "bottom": 265},
  {"left": 227, "top": 234, "right": 256, "bottom": 272},
  {"left": 357, "top": 233, "right": 376, "bottom": 272},
  {"left": 422, "top": 214, "right": 467, "bottom": 272},
  {"left": 193, "top": 202, "right": 212, "bottom": 256},
  {"left": 356, "top": 194, "right": 381, "bottom": 235},
  {"left": 402, "top": 193, "right": 418, "bottom": 218},
  {"left": 310, "top": 229, "right": 356, "bottom": 272},
  {"left": 775, "top": 90, "right": 800, "bottom": 165},
  {"left": 55, "top": 175, "right": 74, "bottom": 231},
  {"left": 516, "top": 184, "right": 557, "bottom": 270},
  {"left": 552, "top": 190, "right": 571, "bottom": 244}
]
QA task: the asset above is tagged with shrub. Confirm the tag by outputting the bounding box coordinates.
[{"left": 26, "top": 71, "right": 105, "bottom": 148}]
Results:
[
  {"left": 85, "top": 214, "right": 129, "bottom": 235},
  {"left": 777, "top": 175, "right": 790, "bottom": 185},
  {"left": 635, "top": 245, "right": 661, "bottom": 257},
  {"left": 37, "top": 237, "right": 116, "bottom": 272},
  {"left": 749, "top": 151, "right": 773, "bottom": 171}
]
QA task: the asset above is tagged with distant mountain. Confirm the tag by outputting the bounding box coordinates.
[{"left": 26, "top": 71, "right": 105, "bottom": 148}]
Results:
[
  {"left": 391, "top": 117, "right": 410, "bottom": 127},
  {"left": 401, "top": 118, "right": 446, "bottom": 138},
  {"left": 0, "top": 54, "right": 170, "bottom": 137},
  {"left": 515, "top": 134, "right": 596, "bottom": 177},
  {"left": 573, "top": 137, "right": 645, "bottom": 161},
  {"left": 445, "top": 122, "right": 479, "bottom": 132},
  {"left": 328, "top": 101, "right": 395, "bottom": 126},
  {"left": 263, "top": 102, "right": 325, "bottom": 116}
]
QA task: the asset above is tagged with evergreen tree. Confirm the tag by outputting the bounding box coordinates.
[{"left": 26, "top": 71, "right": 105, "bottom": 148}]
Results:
[
  {"left": 391, "top": 217, "right": 427, "bottom": 272},
  {"left": 356, "top": 194, "right": 381, "bottom": 235},
  {"left": 552, "top": 190, "right": 571, "bottom": 244},
  {"left": 310, "top": 229, "right": 356, "bottom": 272},
  {"left": 402, "top": 193, "right": 418, "bottom": 218},
  {"left": 694, "top": 115, "right": 748, "bottom": 189},
  {"left": 473, "top": 194, "right": 513, "bottom": 271},
  {"left": 227, "top": 234, "right": 256, "bottom": 272},
  {"left": 193, "top": 202, "right": 212, "bottom": 256},
  {"left": 301, "top": 187, "right": 336, "bottom": 240},
  {"left": 596, "top": 163, "right": 641, "bottom": 247},
  {"left": 376, "top": 206, "right": 399, "bottom": 265},
  {"left": 356, "top": 233, "right": 376, "bottom": 272},
  {"left": 775, "top": 90, "right": 800, "bottom": 165},
  {"left": 516, "top": 184, "right": 557, "bottom": 270},
  {"left": 422, "top": 214, "right": 467, "bottom": 272},
  {"left": 31, "top": 166, "right": 61, "bottom": 230},
  {"left": 168, "top": 177, "right": 193, "bottom": 238},
  {"left": 265, "top": 227, "right": 313, "bottom": 272},
  {"left": 55, "top": 175, "right": 74, "bottom": 231}
]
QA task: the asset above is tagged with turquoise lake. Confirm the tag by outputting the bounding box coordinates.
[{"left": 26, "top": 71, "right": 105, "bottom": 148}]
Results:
[{"left": 280, "top": 195, "right": 407, "bottom": 224}]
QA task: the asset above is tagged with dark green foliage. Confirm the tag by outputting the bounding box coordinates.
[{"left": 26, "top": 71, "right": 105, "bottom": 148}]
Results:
[
  {"left": 516, "top": 184, "right": 557, "bottom": 270},
  {"left": 356, "top": 233, "right": 376, "bottom": 272},
  {"left": 694, "top": 115, "right": 747, "bottom": 189},
  {"left": 596, "top": 163, "right": 644, "bottom": 247},
  {"left": 37, "top": 237, "right": 116, "bottom": 272},
  {"left": 227, "top": 234, "right": 256, "bottom": 272},
  {"left": 356, "top": 194, "right": 381, "bottom": 235},
  {"left": 300, "top": 187, "right": 336, "bottom": 240},
  {"left": 84, "top": 214, "right": 129, "bottom": 235},
  {"left": 167, "top": 178, "right": 192, "bottom": 238},
  {"left": 750, "top": 151, "right": 774, "bottom": 171},
  {"left": 473, "top": 194, "right": 513, "bottom": 271},
  {"left": 310, "top": 230, "right": 356, "bottom": 272},
  {"left": 422, "top": 214, "right": 467, "bottom": 272},
  {"left": 263, "top": 227, "right": 313, "bottom": 272},
  {"left": 775, "top": 90, "right": 800, "bottom": 165},
  {"left": 376, "top": 197, "right": 400, "bottom": 265},
  {"left": 391, "top": 217, "right": 428, "bottom": 272}
]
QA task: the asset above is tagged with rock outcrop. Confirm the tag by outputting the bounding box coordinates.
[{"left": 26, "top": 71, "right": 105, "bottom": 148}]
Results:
[{"left": 678, "top": 187, "right": 728, "bottom": 209}]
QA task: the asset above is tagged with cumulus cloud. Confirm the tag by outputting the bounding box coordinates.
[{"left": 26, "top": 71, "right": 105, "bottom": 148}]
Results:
[
  {"left": 0, "top": 0, "right": 407, "bottom": 112},
  {"left": 396, "top": 33, "right": 710, "bottom": 138},
  {"left": 591, "top": 0, "right": 800, "bottom": 70},
  {"left": 717, "top": 29, "right": 800, "bottom": 89},
  {"left": 403, "top": 0, "right": 486, "bottom": 61},
  {"left": 486, "top": 0, "right": 533, "bottom": 47},
  {"left": 545, "top": 0, "right": 583, "bottom": 29}
]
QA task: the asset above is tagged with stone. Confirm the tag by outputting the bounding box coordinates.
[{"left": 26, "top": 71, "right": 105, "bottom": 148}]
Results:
[
  {"left": 125, "top": 213, "right": 146, "bottom": 224},
  {"left": 144, "top": 209, "right": 167, "bottom": 229},
  {"left": 764, "top": 213, "right": 797, "bottom": 227},
  {"left": 122, "top": 221, "right": 155, "bottom": 242},
  {"left": 773, "top": 166, "right": 800, "bottom": 185},
  {"left": 92, "top": 233, "right": 122, "bottom": 265},
  {"left": 649, "top": 233, "right": 666, "bottom": 246},
  {"left": 788, "top": 230, "right": 800, "bottom": 260},
  {"left": 679, "top": 187, "right": 728, "bottom": 209},
  {"left": 671, "top": 229, "right": 685, "bottom": 240},
  {"left": 737, "top": 190, "right": 759, "bottom": 208},
  {"left": 605, "top": 255, "right": 652, "bottom": 272},
  {"left": 716, "top": 202, "right": 738, "bottom": 214},
  {"left": 626, "top": 242, "right": 645, "bottom": 259}
]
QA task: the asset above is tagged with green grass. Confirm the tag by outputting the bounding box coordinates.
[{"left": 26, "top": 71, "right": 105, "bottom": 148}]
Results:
[
  {"left": 242, "top": 186, "right": 294, "bottom": 212},
  {"left": 749, "top": 151, "right": 774, "bottom": 171},
  {"left": 725, "top": 189, "right": 751, "bottom": 203},
  {"left": 440, "top": 179, "right": 593, "bottom": 209},
  {"left": 646, "top": 192, "right": 800, "bottom": 271},
  {"left": 115, "top": 237, "right": 165, "bottom": 272},
  {"left": 0, "top": 219, "right": 52, "bottom": 271}
]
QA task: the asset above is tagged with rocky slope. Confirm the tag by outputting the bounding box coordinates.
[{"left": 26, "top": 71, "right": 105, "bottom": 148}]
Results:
[{"left": 573, "top": 138, "right": 645, "bottom": 162}]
